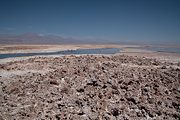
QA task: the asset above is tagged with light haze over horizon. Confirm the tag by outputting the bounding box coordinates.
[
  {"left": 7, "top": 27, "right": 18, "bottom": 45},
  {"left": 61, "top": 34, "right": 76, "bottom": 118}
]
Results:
[{"left": 0, "top": 0, "right": 180, "bottom": 44}]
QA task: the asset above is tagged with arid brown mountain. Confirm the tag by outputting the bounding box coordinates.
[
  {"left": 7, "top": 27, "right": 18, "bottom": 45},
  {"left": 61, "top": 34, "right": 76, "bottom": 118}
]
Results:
[
  {"left": 2, "top": 33, "right": 179, "bottom": 45},
  {"left": 0, "top": 33, "right": 128, "bottom": 45},
  {"left": 0, "top": 33, "right": 84, "bottom": 44}
]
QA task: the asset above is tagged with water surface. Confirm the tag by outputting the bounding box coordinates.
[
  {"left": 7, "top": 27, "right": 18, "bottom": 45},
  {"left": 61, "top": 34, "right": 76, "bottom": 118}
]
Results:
[
  {"left": 141, "top": 46, "right": 180, "bottom": 53},
  {"left": 0, "top": 48, "right": 120, "bottom": 59}
]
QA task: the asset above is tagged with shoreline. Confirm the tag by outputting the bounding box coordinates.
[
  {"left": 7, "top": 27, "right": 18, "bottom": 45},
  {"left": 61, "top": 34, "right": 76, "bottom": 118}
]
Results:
[{"left": 0, "top": 44, "right": 180, "bottom": 64}]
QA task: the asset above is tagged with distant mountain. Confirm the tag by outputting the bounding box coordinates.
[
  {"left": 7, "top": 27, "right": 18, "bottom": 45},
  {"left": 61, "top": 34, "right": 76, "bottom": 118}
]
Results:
[
  {"left": 1, "top": 33, "right": 180, "bottom": 46},
  {"left": 0, "top": 33, "right": 85, "bottom": 44}
]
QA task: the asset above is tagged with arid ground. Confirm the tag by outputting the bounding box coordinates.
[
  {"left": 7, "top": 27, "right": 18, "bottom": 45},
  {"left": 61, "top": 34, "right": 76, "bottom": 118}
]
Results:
[{"left": 0, "top": 44, "right": 180, "bottom": 120}]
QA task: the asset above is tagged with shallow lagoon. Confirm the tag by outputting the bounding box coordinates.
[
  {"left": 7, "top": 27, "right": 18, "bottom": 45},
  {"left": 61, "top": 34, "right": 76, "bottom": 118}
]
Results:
[
  {"left": 0, "top": 48, "right": 120, "bottom": 59},
  {"left": 143, "top": 46, "right": 180, "bottom": 53}
]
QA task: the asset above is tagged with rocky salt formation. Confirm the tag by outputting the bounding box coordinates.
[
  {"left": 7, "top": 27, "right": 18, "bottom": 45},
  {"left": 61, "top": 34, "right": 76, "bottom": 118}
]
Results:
[{"left": 0, "top": 55, "right": 180, "bottom": 120}]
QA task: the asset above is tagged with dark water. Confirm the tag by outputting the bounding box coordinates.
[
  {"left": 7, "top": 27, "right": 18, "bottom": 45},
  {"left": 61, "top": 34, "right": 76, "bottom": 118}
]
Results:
[
  {"left": 0, "top": 48, "right": 120, "bottom": 59},
  {"left": 142, "top": 46, "right": 180, "bottom": 53}
]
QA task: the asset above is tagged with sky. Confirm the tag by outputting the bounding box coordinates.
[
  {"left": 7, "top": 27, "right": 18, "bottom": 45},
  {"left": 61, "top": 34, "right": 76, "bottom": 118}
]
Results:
[{"left": 0, "top": 0, "right": 180, "bottom": 44}]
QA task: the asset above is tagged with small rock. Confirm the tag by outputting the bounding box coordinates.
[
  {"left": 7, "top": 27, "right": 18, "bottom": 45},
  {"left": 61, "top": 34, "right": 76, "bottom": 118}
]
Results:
[
  {"left": 161, "top": 66, "right": 166, "bottom": 69},
  {"left": 111, "top": 108, "right": 119, "bottom": 116},
  {"left": 77, "top": 88, "right": 84, "bottom": 92},
  {"left": 87, "top": 79, "right": 98, "bottom": 86},
  {"left": 55, "top": 114, "right": 61, "bottom": 120},
  {"left": 49, "top": 80, "right": 59, "bottom": 85},
  {"left": 78, "top": 112, "right": 84, "bottom": 115},
  {"left": 177, "top": 87, "right": 180, "bottom": 92},
  {"left": 126, "top": 97, "right": 137, "bottom": 104}
]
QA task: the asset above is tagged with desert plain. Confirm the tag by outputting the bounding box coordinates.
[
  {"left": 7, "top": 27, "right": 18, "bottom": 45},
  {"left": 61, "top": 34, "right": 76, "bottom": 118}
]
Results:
[{"left": 0, "top": 44, "right": 180, "bottom": 120}]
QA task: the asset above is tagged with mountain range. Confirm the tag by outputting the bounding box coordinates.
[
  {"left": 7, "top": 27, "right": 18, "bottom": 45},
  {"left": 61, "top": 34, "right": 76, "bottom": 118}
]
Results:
[
  {"left": 1, "top": 33, "right": 178, "bottom": 46},
  {"left": 0, "top": 33, "right": 89, "bottom": 44}
]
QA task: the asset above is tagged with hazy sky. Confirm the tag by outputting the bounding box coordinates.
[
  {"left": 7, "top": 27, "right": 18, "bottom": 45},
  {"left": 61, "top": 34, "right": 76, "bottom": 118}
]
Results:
[{"left": 0, "top": 0, "right": 180, "bottom": 43}]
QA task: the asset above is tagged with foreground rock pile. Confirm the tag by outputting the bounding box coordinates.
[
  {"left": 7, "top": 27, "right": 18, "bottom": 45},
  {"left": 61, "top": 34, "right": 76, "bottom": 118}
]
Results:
[{"left": 0, "top": 55, "right": 180, "bottom": 120}]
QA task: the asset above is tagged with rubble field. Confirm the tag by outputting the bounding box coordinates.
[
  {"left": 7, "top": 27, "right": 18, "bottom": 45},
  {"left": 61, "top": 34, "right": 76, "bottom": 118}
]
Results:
[{"left": 0, "top": 55, "right": 180, "bottom": 120}]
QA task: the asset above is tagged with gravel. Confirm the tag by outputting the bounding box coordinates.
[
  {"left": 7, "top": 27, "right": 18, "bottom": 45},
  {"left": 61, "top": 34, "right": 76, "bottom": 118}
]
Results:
[{"left": 0, "top": 55, "right": 179, "bottom": 120}]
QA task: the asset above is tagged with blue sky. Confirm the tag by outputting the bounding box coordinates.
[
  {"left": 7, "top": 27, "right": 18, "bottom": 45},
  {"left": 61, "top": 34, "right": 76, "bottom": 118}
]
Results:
[{"left": 0, "top": 0, "right": 180, "bottom": 44}]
